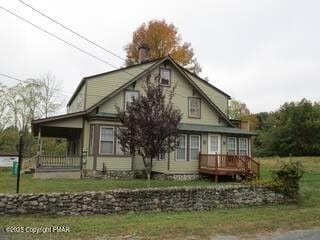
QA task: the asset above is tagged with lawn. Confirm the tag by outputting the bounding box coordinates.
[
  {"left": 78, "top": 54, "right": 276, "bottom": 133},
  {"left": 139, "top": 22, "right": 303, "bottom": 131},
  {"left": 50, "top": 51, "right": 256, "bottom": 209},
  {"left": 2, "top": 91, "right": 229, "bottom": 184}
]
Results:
[
  {"left": 0, "top": 170, "right": 217, "bottom": 193},
  {"left": 0, "top": 156, "right": 320, "bottom": 240}
]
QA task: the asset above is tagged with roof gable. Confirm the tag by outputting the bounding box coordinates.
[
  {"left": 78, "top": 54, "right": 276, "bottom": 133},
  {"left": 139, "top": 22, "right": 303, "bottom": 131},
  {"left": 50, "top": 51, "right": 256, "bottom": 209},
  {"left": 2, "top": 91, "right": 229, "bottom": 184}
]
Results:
[
  {"left": 86, "top": 56, "right": 233, "bottom": 127},
  {"left": 67, "top": 58, "right": 162, "bottom": 107}
]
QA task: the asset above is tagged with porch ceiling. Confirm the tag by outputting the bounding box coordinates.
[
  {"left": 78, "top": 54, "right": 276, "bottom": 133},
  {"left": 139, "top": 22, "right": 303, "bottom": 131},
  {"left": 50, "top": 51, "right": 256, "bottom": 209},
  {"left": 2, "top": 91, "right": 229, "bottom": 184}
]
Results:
[
  {"left": 32, "top": 113, "right": 84, "bottom": 138},
  {"left": 33, "top": 126, "right": 81, "bottom": 139}
]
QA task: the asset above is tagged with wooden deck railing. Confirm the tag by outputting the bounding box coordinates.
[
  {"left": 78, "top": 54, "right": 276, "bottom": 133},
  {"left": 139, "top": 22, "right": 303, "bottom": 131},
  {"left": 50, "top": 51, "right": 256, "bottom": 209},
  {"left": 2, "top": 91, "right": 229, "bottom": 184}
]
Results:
[
  {"left": 37, "top": 154, "right": 81, "bottom": 168},
  {"left": 199, "top": 154, "right": 260, "bottom": 178}
]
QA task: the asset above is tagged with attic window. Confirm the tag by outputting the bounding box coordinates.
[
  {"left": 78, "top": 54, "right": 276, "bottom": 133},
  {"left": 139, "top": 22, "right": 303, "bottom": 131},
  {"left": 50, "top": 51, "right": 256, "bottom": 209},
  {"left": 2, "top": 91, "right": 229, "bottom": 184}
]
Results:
[
  {"left": 160, "top": 68, "right": 171, "bottom": 86},
  {"left": 125, "top": 90, "right": 139, "bottom": 110},
  {"left": 188, "top": 97, "right": 201, "bottom": 118}
]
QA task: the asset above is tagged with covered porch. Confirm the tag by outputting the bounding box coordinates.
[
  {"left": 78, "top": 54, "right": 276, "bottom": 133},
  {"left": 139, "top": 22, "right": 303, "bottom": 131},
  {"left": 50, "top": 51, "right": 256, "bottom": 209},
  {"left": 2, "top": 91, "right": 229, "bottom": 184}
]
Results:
[{"left": 26, "top": 113, "right": 85, "bottom": 178}]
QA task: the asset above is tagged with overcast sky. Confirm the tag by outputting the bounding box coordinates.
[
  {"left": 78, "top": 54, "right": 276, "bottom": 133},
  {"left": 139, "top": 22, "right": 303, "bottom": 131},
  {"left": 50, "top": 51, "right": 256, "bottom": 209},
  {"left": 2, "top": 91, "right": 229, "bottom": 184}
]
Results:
[{"left": 1, "top": 0, "right": 319, "bottom": 113}]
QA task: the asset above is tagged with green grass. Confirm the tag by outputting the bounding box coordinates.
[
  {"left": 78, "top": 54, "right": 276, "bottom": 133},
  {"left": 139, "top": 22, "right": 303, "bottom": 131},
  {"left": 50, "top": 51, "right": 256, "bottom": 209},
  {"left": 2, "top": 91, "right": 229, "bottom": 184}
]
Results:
[
  {"left": 0, "top": 170, "right": 217, "bottom": 193},
  {"left": 1, "top": 156, "right": 320, "bottom": 239}
]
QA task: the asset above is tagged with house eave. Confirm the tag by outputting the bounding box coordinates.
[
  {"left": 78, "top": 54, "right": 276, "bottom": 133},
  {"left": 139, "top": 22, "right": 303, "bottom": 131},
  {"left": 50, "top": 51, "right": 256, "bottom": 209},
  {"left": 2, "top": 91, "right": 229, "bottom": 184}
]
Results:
[{"left": 177, "top": 123, "right": 257, "bottom": 136}]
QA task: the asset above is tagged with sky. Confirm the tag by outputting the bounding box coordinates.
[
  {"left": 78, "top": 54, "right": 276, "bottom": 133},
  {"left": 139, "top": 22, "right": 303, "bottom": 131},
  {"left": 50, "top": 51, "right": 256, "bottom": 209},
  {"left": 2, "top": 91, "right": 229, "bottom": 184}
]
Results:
[{"left": 0, "top": 0, "right": 319, "bottom": 113}]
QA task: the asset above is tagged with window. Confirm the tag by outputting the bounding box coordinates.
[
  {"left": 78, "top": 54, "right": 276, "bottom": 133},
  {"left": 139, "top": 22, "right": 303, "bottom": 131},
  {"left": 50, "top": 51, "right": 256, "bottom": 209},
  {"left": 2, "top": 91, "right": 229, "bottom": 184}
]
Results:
[
  {"left": 227, "top": 137, "right": 237, "bottom": 155},
  {"left": 89, "top": 125, "right": 95, "bottom": 155},
  {"left": 100, "top": 127, "right": 114, "bottom": 154},
  {"left": 188, "top": 98, "right": 201, "bottom": 118},
  {"left": 189, "top": 135, "right": 200, "bottom": 160},
  {"left": 176, "top": 135, "right": 187, "bottom": 160},
  {"left": 160, "top": 68, "right": 171, "bottom": 86},
  {"left": 124, "top": 90, "right": 139, "bottom": 110},
  {"left": 116, "top": 128, "right": 125, "bottom": 155},
  {"left": 239, "top": 138, "right": 248, "bottom": 156}
]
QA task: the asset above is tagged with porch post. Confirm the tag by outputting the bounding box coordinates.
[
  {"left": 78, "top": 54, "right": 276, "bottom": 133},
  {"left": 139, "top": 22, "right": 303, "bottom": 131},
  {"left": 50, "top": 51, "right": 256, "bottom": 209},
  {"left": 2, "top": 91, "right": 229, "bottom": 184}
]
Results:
[
  {"left": 214, "top": 174, "right": 218, "bottom": 183},
  {"left": 37, "top": 127, "right": 42, "bottom": 155},
  {"left": 37, "top": 126, "right": 42, "bottom": 167}
]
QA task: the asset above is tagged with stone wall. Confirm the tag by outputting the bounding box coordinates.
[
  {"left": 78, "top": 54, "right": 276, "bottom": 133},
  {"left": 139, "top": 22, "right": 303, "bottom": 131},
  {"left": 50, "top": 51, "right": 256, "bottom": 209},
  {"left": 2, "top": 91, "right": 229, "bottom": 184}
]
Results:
[
  {"left": 0, "top": 185, "right": 288, "bottom": 215},
  {"left": 152, "top": 172, "right": 203, "bottom": 181},
  {"left": 83, "top": 170, "right": 135, "bottom": 179}
]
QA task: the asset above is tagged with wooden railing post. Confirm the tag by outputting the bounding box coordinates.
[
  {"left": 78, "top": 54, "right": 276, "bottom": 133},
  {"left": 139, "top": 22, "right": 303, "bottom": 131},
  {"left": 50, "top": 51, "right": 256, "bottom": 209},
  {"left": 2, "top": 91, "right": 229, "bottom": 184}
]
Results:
[{"left": 215, "top": 154, "right": 218, "bottom": 170}]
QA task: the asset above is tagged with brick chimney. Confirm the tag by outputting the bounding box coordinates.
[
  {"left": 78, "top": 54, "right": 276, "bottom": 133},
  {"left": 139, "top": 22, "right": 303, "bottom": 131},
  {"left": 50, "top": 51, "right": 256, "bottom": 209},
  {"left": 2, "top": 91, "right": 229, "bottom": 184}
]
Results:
[{"left": 138, "top": 43, "right": 150, "bottom": 63}]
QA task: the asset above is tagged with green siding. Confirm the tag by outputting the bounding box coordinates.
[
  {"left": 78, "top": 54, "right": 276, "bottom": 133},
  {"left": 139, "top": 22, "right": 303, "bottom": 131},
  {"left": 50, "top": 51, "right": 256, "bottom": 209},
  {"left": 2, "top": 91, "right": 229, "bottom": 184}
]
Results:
[
  {"left": 99, "top": 62, "right": 227, "bottom": 126},
  {"left": 132, "top": 155, "right": 144, "bottom": 170},
  {"left": 68, "top": 84, "right": 85, "bottom": 113},
  {"left": 44, "top": 117, "right": 83, "bottom": 128},
  {"left": 99, "top": 90, "right": 123, "bottom": 113},
  {"left": 96, "top": 156, "right": 132, "bottom": 171},
  {"left": 186, "top": 73, "right": 229, "bottom": 116},
  {"left": 85, "top": 156, "right": 94, "bottom": 170},
  {"left": 133, "top": 155, "right": 168, "bottom": 173},
  {"left": 85, "top": 62, "right": 155, "bottom": 109}
]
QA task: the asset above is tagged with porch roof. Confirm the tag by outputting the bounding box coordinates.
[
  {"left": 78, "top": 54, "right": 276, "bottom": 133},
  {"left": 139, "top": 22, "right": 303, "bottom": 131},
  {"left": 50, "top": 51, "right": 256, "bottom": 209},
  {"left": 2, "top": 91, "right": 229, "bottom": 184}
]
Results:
[
  {"left": 177, "top": 123, "right": 257, "bottom": 136},
  {"left": 32, "top": 112, "right": 84, "bottom": 138}
]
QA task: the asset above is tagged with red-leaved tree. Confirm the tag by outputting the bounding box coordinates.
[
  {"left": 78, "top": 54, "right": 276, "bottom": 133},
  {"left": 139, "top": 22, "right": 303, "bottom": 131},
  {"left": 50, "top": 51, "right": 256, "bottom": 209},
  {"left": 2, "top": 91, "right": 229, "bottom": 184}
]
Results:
[{"left": 116, "top": 77, "right": 182, "bottom": 185}]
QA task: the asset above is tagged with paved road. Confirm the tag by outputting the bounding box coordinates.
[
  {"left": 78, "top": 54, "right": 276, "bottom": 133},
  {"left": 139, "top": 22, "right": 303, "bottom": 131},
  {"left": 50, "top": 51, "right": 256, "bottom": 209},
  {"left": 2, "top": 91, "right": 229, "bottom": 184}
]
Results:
[{"left": 212, "top": 229, "right": 320, "bottom": 240}]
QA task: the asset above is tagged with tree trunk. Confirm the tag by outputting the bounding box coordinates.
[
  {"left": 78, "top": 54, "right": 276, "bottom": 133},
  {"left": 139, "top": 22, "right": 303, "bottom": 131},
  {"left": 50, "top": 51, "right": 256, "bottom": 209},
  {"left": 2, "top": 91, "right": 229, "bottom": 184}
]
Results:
[{"left": 147, "top": 171, "right": 151, "bottom": 188}]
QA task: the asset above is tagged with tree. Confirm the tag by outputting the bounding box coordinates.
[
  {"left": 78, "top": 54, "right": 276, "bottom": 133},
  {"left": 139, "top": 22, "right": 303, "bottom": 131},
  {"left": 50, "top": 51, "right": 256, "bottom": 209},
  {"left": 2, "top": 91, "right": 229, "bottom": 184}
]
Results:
[
  {"left": 125, "top": 19, "right": 202, "bottom": 74},
  {"left": 229, "top": 99, "right": 250, "bottom": 120},
  {"left": 254, "top": 99, "right": 320, "bottom": 157},
  {"left": 38, "top": 73, "right": 64, "bottom": 118},
  {"left": 116, "top": 77, "right": 182, "bottom": 185},
  {"left": 0, "top": 74, "right": 65, "bottom": 155},
  {"left": 0, "top": 83, "right": 11, "bottom": 132}
]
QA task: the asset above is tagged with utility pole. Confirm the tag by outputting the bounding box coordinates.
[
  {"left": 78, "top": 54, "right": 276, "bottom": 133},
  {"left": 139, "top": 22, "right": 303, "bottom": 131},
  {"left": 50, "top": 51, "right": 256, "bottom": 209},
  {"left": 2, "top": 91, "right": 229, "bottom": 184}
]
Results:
[{"left": 16, "top": 134, "right": 23, "bottom": 194}]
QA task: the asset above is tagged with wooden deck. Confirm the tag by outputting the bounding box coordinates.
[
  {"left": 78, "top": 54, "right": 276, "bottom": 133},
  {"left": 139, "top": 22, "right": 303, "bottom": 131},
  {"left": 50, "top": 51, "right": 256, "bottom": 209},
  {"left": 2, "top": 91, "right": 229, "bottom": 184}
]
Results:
[{"left": 198, "top": 154, "right": 260, "bottom": 181}]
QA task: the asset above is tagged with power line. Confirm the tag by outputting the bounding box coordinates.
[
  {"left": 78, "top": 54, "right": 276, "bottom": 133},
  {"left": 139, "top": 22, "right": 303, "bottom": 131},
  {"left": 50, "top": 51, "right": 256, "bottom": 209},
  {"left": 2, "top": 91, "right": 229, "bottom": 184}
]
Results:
[
  {"left": 0, "top": 6, "right": 227, "bottom": 103},
  {"left": 18, "top": 0, "right": 127, "bottom": 62},
  {"left": 0, "top": 73, "right": 25, "bottom": 83},
  {"left": 0, "top": 72, "right": 70, "bottom": 96},
  {"left": 0, "top": 5, "right": 120, "bottom": 69}
]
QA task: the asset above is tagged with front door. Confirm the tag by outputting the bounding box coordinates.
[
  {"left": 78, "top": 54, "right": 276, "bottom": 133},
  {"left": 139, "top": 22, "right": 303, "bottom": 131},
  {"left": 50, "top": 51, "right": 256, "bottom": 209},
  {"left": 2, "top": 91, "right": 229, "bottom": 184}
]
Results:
[{"left": 208, "top": 134, "right": 221, "bottom": 167}]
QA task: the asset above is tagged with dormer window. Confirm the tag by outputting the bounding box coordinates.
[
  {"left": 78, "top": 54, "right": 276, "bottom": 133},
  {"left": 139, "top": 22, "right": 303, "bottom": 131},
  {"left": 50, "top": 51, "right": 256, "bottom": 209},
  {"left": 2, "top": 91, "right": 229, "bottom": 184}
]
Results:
[
  {"left": 160, "top": 68, "right": 171, "bottom": 86},
  {"left": 124, "top": 90, "right": 139, "bottom": 110}
]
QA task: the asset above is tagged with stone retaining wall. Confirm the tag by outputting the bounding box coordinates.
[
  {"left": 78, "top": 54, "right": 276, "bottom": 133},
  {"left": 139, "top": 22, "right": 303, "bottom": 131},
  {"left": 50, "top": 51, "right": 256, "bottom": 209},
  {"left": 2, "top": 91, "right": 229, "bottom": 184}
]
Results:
[
  {"left": 83, "top": 170, "right": 135, "bottom": 179},
  {"left": 0, "top": 185, "right": 288, "bottom": 215}
]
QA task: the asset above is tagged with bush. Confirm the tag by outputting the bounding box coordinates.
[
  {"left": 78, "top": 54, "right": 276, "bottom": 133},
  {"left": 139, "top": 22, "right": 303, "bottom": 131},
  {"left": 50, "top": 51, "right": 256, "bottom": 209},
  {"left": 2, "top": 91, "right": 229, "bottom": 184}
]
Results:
[{"left": 272, "top": 160, "right": 304, "bottom": 199}]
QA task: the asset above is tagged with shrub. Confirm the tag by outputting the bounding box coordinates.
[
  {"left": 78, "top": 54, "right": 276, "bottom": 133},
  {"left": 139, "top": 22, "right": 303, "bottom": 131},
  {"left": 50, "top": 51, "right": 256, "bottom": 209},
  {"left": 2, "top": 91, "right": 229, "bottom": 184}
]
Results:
[{"left": 272, "top": 160, "right": 304, "bottom": 199}]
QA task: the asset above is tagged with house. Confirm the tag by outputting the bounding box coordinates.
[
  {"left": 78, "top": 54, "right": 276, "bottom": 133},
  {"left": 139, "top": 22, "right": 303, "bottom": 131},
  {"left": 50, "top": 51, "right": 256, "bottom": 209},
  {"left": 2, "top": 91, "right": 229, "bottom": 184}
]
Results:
[{"left": 28, "top": 46, "right": 259, "bottom": 180}]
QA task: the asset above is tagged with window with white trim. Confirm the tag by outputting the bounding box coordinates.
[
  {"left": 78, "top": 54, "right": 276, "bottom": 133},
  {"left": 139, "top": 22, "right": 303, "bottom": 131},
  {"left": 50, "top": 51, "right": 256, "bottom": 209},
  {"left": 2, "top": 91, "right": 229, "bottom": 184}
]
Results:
[
  {"left": 124, "top": 90, "right": 139, "bottom": 110},
  {"left": 160, "top": 68, "right": 171, "bottom": 86},
  {"left": 188, "top": 98, "right": 201, "bottom": 118},
  {"left": 239, "top": 138, "right": 248, "bottom": 156},
  {"left": 100, "top": 127, "right": 114, "bottom": 154},
  {"left": 227, "top": 137, "right": 237, "bottom": 155},
  {"left": 176, "top": 135, "right": 187, "bottom": 160},
  {"left": 190, "top": 135, "right": 200, "bottom": 160}
]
